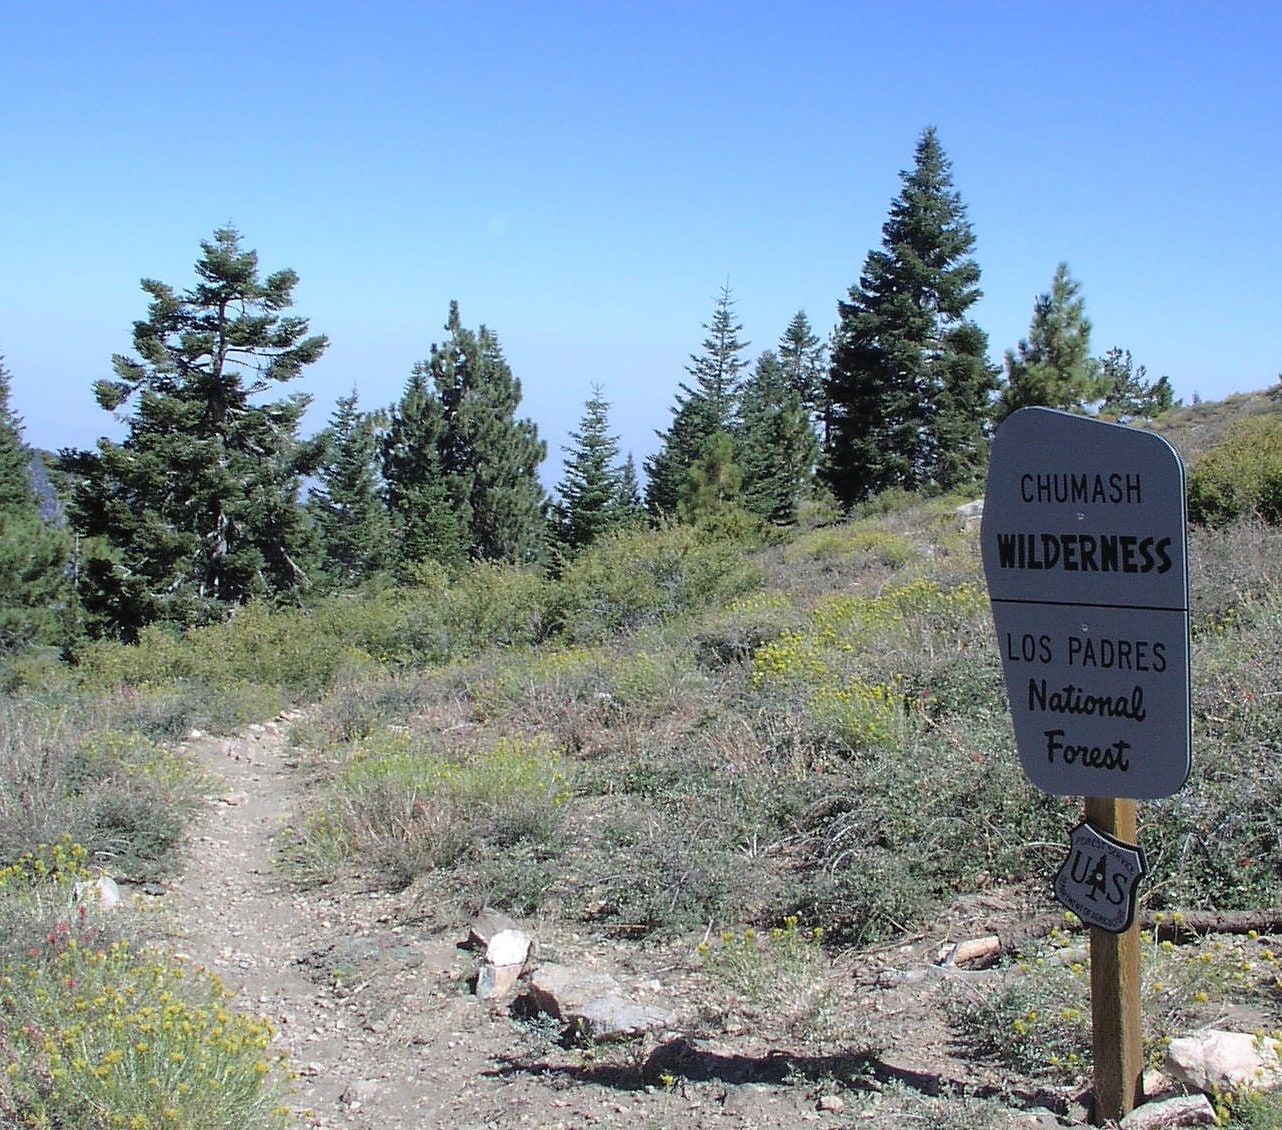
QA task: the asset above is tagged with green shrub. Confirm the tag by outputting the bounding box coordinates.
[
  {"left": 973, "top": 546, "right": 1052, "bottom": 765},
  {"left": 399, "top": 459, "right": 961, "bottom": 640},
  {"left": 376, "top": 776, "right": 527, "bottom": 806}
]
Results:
[
  {"left": 783, "top": 526, "right": 918, "bottom": 569},
  {"left": 447, "top": 562, "right": 549, "bottom": 650},
  {"left": 1146, "top": 588, "right": 1282, "bottom": 910},
  {"left": 549, "top": 522, "right": 764, "bottom": 644},
  {"left": 1187, "top": 413, "right": 1282, "bottom": 525},
  {"left": 0, "top": 938, "right": 287, "bottom": 1130}
]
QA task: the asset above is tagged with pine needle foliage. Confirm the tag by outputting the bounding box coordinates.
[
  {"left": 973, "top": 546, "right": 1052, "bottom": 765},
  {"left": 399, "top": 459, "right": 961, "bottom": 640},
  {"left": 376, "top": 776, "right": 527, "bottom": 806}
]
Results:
[
  {"left": 823, "top": 128, "right": 996, "bottom": 505},
  {"left": 58, "top": 227, "right": 328, "bottom": 640}
]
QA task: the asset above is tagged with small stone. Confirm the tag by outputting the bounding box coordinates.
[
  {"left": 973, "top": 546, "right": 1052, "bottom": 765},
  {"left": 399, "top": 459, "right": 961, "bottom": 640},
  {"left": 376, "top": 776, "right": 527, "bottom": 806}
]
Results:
[
  {"left": 818, "top": 1094, "right": 845, "bottom": 1114},
  {"left": 485, "top": 928, "right": 532, "bottom": 968},
  {"left": 572, "top": 996, "right": 676, "bottom": 1039},
  {"left": 1119, "top": 1093, "right": 1216, "bottom": 1128},
  {"left": 476, "top": 962, "right": 523, "bottom": 1000}
]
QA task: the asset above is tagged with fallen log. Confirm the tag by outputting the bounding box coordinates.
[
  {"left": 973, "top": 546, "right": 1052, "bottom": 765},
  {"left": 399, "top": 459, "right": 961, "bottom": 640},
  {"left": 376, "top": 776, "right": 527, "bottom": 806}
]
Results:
[{"left": 946, "top": 909, "right": 1282, "bottom": 968}]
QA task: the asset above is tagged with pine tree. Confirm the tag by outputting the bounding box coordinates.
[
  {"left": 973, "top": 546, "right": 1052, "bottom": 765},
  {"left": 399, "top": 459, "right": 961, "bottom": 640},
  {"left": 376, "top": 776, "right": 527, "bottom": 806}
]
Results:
[
  {"left": 823, "top": 128, "right": 996, "bottom": 505},
  {"left": 555, "top": 385, "right": 629, "bottom": 552},
  {"left": 738, "top": 349, "right": 818, "bottom": 523},
  {"left": 617, "top": 454, "right": 644, "bottom": 522},
  {"left": 58, "top": 227, "right": 327, "bottom": 639},
  {"left": 380, "top": 367, "right": 468, "bottom": 572},
  {"left": 997, "top": 263, "right": 1103, "bottom": 418},
  {"left": 645, "top": 285, "right": 750, "bottom": 514},
  {"left": 427, "top": 302, "right": 548, "bottom": 564},
  {"left": 677, "top": 431, "right": 742, "bottom": 525},
  {"left": 308, "top": 389, "right": 393, "bottom": 587},
  {"left": 0, "top": 355, "right": 70, "bottom": 650},
  {"left": 1098, "top": 348, "right": 1176, "bottom": 422},
  {"left": 777, "top": 310, "right": 827, "bottom": 436}
]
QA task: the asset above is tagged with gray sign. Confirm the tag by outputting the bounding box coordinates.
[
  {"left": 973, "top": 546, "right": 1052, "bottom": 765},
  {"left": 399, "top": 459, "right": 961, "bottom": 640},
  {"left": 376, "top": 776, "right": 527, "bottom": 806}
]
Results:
[{"left": 981, "top": 408, "right": 1191, "bottom": 799}]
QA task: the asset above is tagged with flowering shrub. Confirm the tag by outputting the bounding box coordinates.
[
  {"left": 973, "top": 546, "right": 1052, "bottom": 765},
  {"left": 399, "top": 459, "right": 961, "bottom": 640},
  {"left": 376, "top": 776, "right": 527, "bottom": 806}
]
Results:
[
  {"left": 0, "top": 840, "right": 288, "bottom": 1130},
  {"left": 751, "top": 578, "right": 988, "bottom": 751},
  {"left": 0, "top": 938, "right": 287, "bottom": 1129}
]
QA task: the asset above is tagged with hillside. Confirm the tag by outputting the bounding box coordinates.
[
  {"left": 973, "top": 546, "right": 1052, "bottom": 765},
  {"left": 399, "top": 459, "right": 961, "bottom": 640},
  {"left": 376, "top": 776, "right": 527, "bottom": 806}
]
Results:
[{"left": 1, "top": 391, "right": 1281, "bottom": 1127}]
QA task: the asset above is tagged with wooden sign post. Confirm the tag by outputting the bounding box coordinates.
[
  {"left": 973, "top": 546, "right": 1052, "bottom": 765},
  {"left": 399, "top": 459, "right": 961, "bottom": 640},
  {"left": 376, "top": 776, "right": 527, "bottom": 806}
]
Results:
[
  {"left": 1085, "top": 795, "right": 1143, "bottom": 1119},
  {"left": 981, "top": 409, "right": 1190, "bottom": 1124}
]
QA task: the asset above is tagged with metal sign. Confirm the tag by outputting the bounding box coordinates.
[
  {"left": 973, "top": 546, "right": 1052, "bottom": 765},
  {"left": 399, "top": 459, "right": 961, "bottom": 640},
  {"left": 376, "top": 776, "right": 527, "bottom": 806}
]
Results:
[
  {"left": 1054, "top": 821, "right": 1148, "bottom": 933},
  {"left": 981, "top": 408, "right": 1191, "bottom": 799}
]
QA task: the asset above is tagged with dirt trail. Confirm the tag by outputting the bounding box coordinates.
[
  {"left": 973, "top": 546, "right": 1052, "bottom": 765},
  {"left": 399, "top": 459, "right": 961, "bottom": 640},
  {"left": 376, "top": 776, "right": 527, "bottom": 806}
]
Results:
[
  {"left": 148, "top": 719, "right": 1061, "bottom": 1129},
  {"left": 157, "top": 721, "right": 517, "bottom": 1129}
]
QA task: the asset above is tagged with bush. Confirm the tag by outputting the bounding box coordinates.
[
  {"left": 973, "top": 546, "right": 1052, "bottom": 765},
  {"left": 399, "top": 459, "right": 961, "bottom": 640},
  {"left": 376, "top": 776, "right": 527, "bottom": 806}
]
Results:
[
  {"left": 0, "top": 938, "right": 287, "bottom": 1130},
  {"left": 1187, "top": 412, "right": 1282, "bottom": 526},
  {"left": 549, "top": 522, "right": 764, "bottom": 644},
  {"left": 0, "top": 841, "right": 288, "bottom": 1129}
]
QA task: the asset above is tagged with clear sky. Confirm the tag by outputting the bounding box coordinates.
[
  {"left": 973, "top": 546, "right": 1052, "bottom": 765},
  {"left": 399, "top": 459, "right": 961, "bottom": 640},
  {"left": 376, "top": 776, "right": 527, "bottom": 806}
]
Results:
[{"left": 2, "top": 2, "right": 1278, "bottom": 489}]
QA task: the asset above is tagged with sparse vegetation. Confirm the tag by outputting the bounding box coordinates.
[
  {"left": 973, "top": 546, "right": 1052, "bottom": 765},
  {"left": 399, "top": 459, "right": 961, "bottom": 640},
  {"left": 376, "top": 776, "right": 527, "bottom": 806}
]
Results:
[{"left": 2, "top": 391, "right": 1282, "bottom": 1124}]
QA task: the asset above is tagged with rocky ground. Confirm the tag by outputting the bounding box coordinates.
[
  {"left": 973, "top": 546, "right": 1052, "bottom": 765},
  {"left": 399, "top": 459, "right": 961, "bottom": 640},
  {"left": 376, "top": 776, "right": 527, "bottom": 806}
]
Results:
[{"left": 135, "top": 717, "right": 1155, "bottom": 1128}]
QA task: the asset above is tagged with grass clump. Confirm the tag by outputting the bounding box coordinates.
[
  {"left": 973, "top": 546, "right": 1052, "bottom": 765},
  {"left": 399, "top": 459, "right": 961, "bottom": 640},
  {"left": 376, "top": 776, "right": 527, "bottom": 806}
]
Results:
[
  {"left": 290, "top": 730, "right": 570, "bottom": 893},
  {"left": 0, "top": 704, "right": 206, "bottom": 883},
  {"left": 697, "top": 916, "right": 832, "bottom": 1036}
]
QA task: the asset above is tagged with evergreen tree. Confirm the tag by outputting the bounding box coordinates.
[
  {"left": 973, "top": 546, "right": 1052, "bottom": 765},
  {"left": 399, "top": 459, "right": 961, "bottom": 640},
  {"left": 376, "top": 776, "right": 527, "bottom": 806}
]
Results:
[
  {"left": 308, "top": 389, "right": 393, "bottom": 587},
  {"left": 777, "top": 310, "right": 827, "bottom": 436},
  {"left": 1098, "top": 348, "right": 1176, "bottom": 422},
  {"left": 380, "top": 367, "right": 468, "bottom": 572},
  {"left": 645, "top": 285, "right": 750, "bottom": 514},
  {"left": 996, "top": 263, "right": 1103, "bottom": 418},
  {"left": 677, "top": 431, "right": 742, "bottom": 525},
  {"left": 426, "top": 302, "right": 548, "bottom": 563},
  {"left": 0, "top": 356, "right": 33, "bottom": 513},
  {"left": 617, "top": 454, "right": 644, "bottom": 521},
  {"left": 738, "top": 349, "right": 818, "bottom": 523},
  {"left": 555, "top": 385, "right": 629, "bottom": 552},
  {"left": 58, "top": 227, "right": 327, "bottom": 639},
  {"left": 0, "top": 355, "right": 69, "bottom": 650},
  {"left": 823, "top": 128, "right": 996, "bottom": 505}
]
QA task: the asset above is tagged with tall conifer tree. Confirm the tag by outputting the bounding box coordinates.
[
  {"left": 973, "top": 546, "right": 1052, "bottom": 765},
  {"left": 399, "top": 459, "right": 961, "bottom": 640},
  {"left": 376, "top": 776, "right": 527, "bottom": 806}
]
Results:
[
  {"left": 778, "top": 311, "right": 827, "bottom": 437},
  {"left": 59, "top": 227, "right": 328, "bottom": 638},
  {"left": 426, "top": 302, "right": 548, "bottom": 564},
  {"left": 555, "top": 386, "right": 629, "bottom": 552},
  {"left": 738, "top": 348, "right": 818, "bottom": 523},
  {"left": 380, "top": 368, "right": 468, "bottom": 572},
  {"left": 308, "top": 390, "right": 393, "bottom": 587},
  {"left": 824, "top": 129, "right": 996, "bottom": 504},
  {"left": 645, "top": 286, "right": 749, "bottom": 514}
]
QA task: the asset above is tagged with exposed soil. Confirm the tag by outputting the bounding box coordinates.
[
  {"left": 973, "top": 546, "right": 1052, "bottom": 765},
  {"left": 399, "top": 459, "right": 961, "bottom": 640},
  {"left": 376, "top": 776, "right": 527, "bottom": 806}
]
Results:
[{"left": 146, "top": 717, "right": 1082, "bottom": 1128}]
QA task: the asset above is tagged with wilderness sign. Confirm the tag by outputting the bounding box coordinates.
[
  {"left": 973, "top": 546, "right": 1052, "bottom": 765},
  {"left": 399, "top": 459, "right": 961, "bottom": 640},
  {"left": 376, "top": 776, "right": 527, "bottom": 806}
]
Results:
[{"left": 981, "top": 408, "right": 1191, "bottom": 800}]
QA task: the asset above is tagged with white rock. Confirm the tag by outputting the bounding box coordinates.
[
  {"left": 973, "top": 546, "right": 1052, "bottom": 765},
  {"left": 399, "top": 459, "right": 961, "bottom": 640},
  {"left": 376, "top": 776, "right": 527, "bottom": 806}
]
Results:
[
  {"left": 1119, "top": 1093, "right": 1216, "bottom": 1128},
  {"left": 1165, "top": 1029, "right": 1282, "bottom": 1093},
  {"left": 476, "top": 962, "right": 523, "bottom": 1000},
  {"left": 485, "top": 928, "right": 532, "bottom": 968}
]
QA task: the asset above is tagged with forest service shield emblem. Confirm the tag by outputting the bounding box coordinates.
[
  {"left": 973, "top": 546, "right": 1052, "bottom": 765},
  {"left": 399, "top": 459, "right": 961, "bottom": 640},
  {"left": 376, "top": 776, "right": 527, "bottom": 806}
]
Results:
[{"left": 1053, "top": 821, "right": 1147, "bottom": 933}]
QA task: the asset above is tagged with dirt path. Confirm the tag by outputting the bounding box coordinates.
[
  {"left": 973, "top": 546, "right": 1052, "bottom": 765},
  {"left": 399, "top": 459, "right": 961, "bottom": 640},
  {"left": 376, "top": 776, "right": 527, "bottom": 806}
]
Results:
[
  {"left": 146, "top": 719, "right": 1063, "bottom": 1129},
  {"left": 156, "top": 720, "right": 522, "bottom": 1129}
]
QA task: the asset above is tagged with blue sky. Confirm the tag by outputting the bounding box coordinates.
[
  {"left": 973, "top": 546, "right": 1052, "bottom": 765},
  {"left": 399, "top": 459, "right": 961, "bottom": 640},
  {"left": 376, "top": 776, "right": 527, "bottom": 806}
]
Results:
[{"left": 2, "top": 2, "right": 1278, "bottom": 489}]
